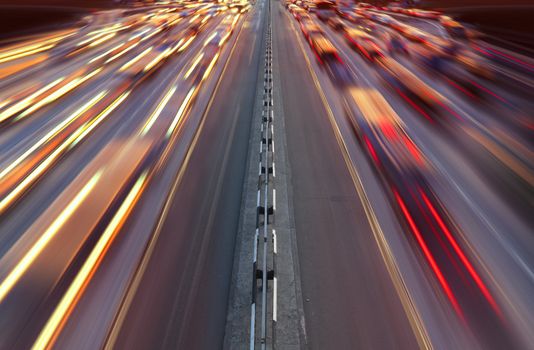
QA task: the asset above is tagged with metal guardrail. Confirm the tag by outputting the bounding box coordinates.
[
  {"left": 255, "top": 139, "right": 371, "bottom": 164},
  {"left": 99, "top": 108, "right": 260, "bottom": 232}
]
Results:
[{"left": 251, "top": 1, "right": 276, "bottom": 348}]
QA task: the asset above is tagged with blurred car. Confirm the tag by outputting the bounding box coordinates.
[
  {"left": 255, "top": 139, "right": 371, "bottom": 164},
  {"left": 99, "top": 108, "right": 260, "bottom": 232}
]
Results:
[
  {"left": 356, "top": 2, "right": 374, "bottom": 9},
  {"left": 376, "top": 57, "right": 448, "bottom": 115},
  {"left": 186, "top": 32, "right": 224, "bottom": 85},
  {"left": 400, "top": 26, "right": 429, "bottom": 43},
  {"left": 359, "top": 19, "right": 376, "bottom": 31},
  {"left": 369, "top": 12, "right": 395, "bottom": 26},
  {"left": 189, "top": 16, "right": 208, "bottom": 35},
  {"left": 411, "top": 9, "right": 441, "bottom": 19},
  {"left": 343, "top": 12, "right": 365, "bottom": 24},
  {"left": 305, "top": 1, "right": 317, "bottom": 13},
  {"left": 178, "top": 9, "right": 195, "bottom": 18},
  {"left": 344, "top": 90, "right": 494, "bottom": 316},
  {"left": 447, "top": 22, "right": 468, "bottom": 40},
  {"left": 287, "top": 4, "right": 298, "bottom": 13},
  {"left": 411, "top": 44, "right": 481, "bottom": 96},
  {"left": 388, "top": 6, "right": 404, "bottom": 13},
  {"left": 336, "top": 6, "right": 355, "bottom": 19},
  {"left": 456, "top": 51, "right": 493, "bottom": 79},
  {"left": 344, "top": 87, "right": 427, "bottom": 175},
  {"left": 440, "top": 16, "right": 468, "bottom": 38},
  {"left": 426, "top": 37, "right": 461, "bottom": 57},
  {"left": 315, "top": 0, "right": 337, "bottom": 22},
  {"left": 328, "top": 17, "right": 346, "bottom": 31},
  {"left": 309, "top": 33, "right": 337, "bottom": 62},
  {"left": 354, "top": 8, "right": 370, "bottom": 18},
  {"left": 385, "top": 33, "right": 409, "bottom": 56},
  {"left": 298, "top": 11, "right": 312, "bottom": 20},
  {"left": 412, "top": 44, "right": 448, "bottom": 72},
  {"left": 293, "top": 7, "right": 308, "bottom": 20},
  {"left": 300, "top": 20, "right": 323, "bottom": 39},
  {"left": 309, "top": 33, "right": 354, "bottom": 85},
  {"left": 344, "top": 28, "right": 384, "bottom": 62}
]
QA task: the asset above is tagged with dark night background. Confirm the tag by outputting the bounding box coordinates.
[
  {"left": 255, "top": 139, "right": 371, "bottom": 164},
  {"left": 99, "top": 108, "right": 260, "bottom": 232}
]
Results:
[{"left": 0, "top": 1, "right": 532, "bottom": 51}]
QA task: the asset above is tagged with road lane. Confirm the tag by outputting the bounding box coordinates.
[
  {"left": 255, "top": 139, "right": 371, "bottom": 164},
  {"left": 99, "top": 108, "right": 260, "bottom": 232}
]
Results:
[
  {"left": 272, "top": 4, "right": 425, "bottom": 349},
  {"left": 283, "top": 3, "right": 533, "bottom": 348},
  {"left": 97, "top": 5, "right": 265, "bottom": 350},
  {"left": 0, "top": 4, "right": 253, "bottom": 348}
]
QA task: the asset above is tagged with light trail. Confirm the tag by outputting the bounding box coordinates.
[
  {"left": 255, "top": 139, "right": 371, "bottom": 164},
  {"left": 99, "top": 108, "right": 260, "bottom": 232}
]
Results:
[
  {"left": 105, "top": 42, "right": 140, "bottom": 64},
  {"left": 69, "top": 91, "right": 131, "bottom": 149},
  {"left": 16, "top": 68, "right": 103, "bottom": 121},
  {"left": 0, "top": 91, "right": 105, "bottom": 183},
  {"left": 0, "top": 78, "right": 65, "bottom": 123},
  {"left": 119, "top": 47, "right": 153, "bottom": 72},
  {"left": 88, "top": 33, "right": 117, "bottom": 48},
  {"left": 32, "top": 171, "right": 148, "bottom": 350},
  {"left": 140, "top": 86, "right": 177, "bottom": 136},
  {"left": 0, "top": 171, "right": 102, "bottom": 304},
  {"left": 394, "top": 190, "right": 463, "bottom": 319},
  {"left": 184, "top": 53, "right": 204, "bottom": 79},
  {"left": 419, "top": 189, "right": 501, "bottom": 315},
  {"left": 0, "top": 90, "right": 130, "bottom": 214},
  {"left": 144, "top": 47, "right": 172, "bottom": 72},
  {"left": 177, "top": 35, "right": 196, "bottom": 52},
  {"left": 166, "top": 86, "right": 196, "bottom": 139},
  {"left": 0, "top": 45, "right": 54, "bottom": 64},
  {"left": 0, "top": 31, "right": 73, "bottom": 63}
]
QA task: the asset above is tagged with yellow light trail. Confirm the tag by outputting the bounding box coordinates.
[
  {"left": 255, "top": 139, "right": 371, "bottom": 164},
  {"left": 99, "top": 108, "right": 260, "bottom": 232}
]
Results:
[
  {"left": 140, "top": 86, "right": 177, "bottom": 136},
  {"left": 202, "top": 52, "right": 220, "bottom": 81},
  {"left": 204, "top": 32, "right": 218, "bottom": 46},
  {"left": 171, "top": 38, "right": 185, "bottom": 52},
  {"left": 0, "top": 89, "right": 127, "bottom": 214},
  {"left": 32, "top": 171, "right": 147, "bottom": 350},
  {"left": 0, "top": 171, "right": 102, "bottom": 304},
  {"left": 140, "top": 28, "right": 162, "bottom": 42},
  {"left": 17, "top": 68, "right": 103, "bottom": 120},
  {"left": 166, "top": 86, "right": 196, "bottom": 139},
  {"left": 232, "top": 14, "right": 241, "bottom": 27},
  {"left": 0, "top": 32, "right": 72, "bottom": 63},
  {"left": 177, "top": 35, "right": 196, "bottom": 53},
  {"left": 130, "top": 28, "right": 151, "bottom": 40},
  {"left": 144, "top": 47, "right": 171, "bottom": 73},
  {"left": 0, "top": 78, "right": 64, "bottom": 123},
  {"left": 189, "top": 14, "right": 200, "bottom": 23},
  {"left": 89, "top": 43, "right": 124, "bottom": 64},
  {"left": 184, "top": 53, "right": 204, "bottom": 79},
  {"left": 0, "top": 45, "right": 54, "bottom": 64},
  {"left": 69, "top": 91, "right": 130, "bottom": 149},
  {"left": 119, "top": 47, "right": 153, "bottom": 72},
  {"left": 0, "top": 99, "right": 11, "bottom": 110},
  {"left": 219, "top": 32, "right": 231, "bottom": 46},
  {"left": 0, "top": 91, "right": 106, "bottom": 183},
  {"left": 88, "top": 33, "right": 117, "bottom": 48},
  {"left": 86, "top": 23, "right": 122, "bottom": 37},
  {"left": 77, "top": 32, "right": 108, "bottom": 47},
  {"left": 105, "top": 42, "right": 140, "bottom": 64},
  {"left": 201, "top": 14, "right": 212, "bottom": 24}
]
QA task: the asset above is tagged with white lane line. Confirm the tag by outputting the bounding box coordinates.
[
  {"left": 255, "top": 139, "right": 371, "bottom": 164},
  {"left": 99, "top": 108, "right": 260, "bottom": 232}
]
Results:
[{"left": 273, "top": 276, "right": 278, "bottom": 322}]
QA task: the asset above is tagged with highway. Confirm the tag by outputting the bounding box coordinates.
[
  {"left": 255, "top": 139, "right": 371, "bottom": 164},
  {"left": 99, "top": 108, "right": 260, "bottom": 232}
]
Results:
[
  {"left": 279, "top": 2, "right": 533, "bottom": 349},
  {"left": 0, "top": 3, "right": 259, "bottom": 349},
  {"left": 0, "top": 0, "right": 532, "bottom": 349}
]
